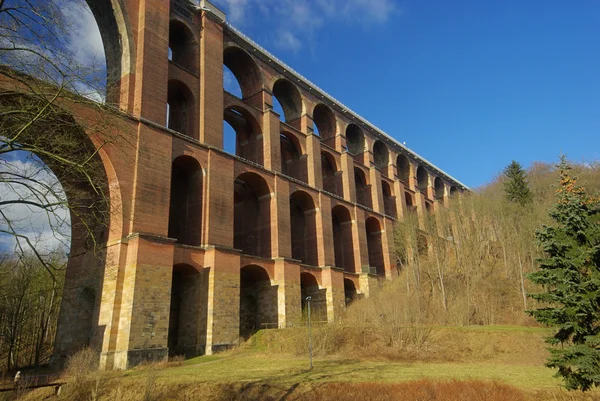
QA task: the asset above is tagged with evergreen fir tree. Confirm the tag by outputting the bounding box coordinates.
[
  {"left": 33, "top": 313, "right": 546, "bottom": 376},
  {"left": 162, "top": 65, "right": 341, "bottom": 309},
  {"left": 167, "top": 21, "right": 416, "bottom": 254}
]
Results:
[
  {"left": 503, "top": 160, "right": 533, "bottom": 206},
  {"left": 527, "top": 156, "right": 600, "bottom": 391}
]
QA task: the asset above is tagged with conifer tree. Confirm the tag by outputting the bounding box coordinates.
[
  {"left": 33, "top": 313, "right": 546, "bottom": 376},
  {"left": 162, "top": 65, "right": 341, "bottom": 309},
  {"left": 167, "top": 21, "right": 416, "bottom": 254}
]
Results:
[
  {"left": 527, "top": 156, "right": 600, "bottom": 391},
  {"left": 503, "top": 160, "right": 532, "bottom": 206}
]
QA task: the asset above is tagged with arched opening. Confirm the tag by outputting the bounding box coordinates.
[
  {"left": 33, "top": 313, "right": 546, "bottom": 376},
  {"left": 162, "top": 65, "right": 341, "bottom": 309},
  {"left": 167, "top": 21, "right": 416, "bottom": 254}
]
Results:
[
  {"left": 168, "top": 156, "right": 203, "bottom": 246},
  {"left": 373, "top": 140, "right": 389, "bottom": 170},
  {"left": 224, "top": 106, "right": 263, "bottom": 165},
  {"left": 346, "top": 124, "right": 364, "bottom": 155},
  {"left": 85, "top": 0, "right": 127, "bottom": 95},
  {"left": 344, "top": 279, "right": 358, "bottom": 306},
  {"left": 290, "top": 191, "right": 318, "bottom": 266},
  {"left": 321, "top": 151, "right": 341, "bottom": 196},
  {"left": 417, "top": 233, "right": 429, "bottom": 257},
  {"left": 381, "top": 181, "right": 397, "bottom": 218},
  {"left": 168, "top": 264, "right": 203, "bottom": 356},
  {"left": 234, "top": 172, "right": 272, "bottom": 258},
  {"left": 223, "top": 65, "right": 242, "bottom": 98},
  {"left": 313, "top": 103, "right": 336, "bottom": 139},
  {"left": 239, "top": 265, "right": 277, "bottom": 339},
  {"left": 280, "top": 132, "right": 306, "bottom": 182},
  {"left": 223, "top": 46, "right": 262, "bottom": 99},
  {"left": 434, "top": 177, "right": 445, "bottom": 200},
  {"left": 366, "top": 217, "right": 385, "bottom": 276},
  {"left": 168, "top": 20, "right": 197, "bottom": 72},
  {"left": 425, "top": 202, "right": 433, "bottom": 213},
  {"left": 301, "top": 272, "right": 326, "bottom": 321},
  {"left": 397, "top": 154, "right": 410, "bottom": 184},
  {"left": 405, "top": 192, "right": 416, "bottom": 214},
  {"left": 167, "top": 80, "right": 195, "bottom": 137},
  {"left": 450, "top": 186, "right": 458, "bottom": 197},
  {"left": 332, "top": 205, "right": 354, "bottom": 272},
  {"left": 416, "top": 166, "right": 429, "bottom": 193},
  {"left": 273, "top": 79, "right": 303, "bottom": 123},
  {"left": 1, "top": 94, "right": 115, "bottom": 364},
  {"left": 354, "top": 167, "right": 372, "bottom": 208}
]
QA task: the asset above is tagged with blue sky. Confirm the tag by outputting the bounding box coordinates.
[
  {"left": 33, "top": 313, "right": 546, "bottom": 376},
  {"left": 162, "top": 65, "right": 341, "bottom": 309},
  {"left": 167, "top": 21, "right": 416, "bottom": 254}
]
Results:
[{"left": 214, "top": 0, "right": 600, "bottom": 188}]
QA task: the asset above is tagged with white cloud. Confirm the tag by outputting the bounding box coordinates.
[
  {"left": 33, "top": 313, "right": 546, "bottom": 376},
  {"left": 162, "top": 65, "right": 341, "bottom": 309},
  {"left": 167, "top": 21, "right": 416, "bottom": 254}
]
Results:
[
  {"left": 63, "top": 2, "right": 105, "bottom": 68},
  {"left": 213, "top": 0, "right": 398, "bottom": 53},
  {"left": 220, "top": 0, "right": 250, "bottom": 26},
  {"left": 0, "top": 156, "right": 71, "bottom": 255}
]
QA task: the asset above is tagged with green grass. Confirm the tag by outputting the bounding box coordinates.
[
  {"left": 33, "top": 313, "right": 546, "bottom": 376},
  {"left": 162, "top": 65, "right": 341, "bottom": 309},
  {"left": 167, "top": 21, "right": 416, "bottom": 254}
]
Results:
[
  {"left": 148, "top": 351, "right": 560, "bottom": 392},
  {"left": 117, "top": 325, "right": 570, "bottom": 397}
]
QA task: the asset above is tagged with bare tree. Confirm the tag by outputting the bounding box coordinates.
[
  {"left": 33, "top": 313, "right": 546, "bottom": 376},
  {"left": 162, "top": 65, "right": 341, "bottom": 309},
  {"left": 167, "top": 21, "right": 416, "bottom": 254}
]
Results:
[
  {"left": 0, "top": 1, "right": 133, "bottom": 370},
  {"left": 0, "top": 0, "right": 126, "bottom": 278}
]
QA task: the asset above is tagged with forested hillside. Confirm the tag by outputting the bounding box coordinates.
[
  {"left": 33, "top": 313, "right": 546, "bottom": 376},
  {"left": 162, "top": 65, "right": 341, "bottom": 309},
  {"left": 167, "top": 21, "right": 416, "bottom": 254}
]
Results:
[{"left": 346, "top": 159, "right": 600, "bottom": 328}]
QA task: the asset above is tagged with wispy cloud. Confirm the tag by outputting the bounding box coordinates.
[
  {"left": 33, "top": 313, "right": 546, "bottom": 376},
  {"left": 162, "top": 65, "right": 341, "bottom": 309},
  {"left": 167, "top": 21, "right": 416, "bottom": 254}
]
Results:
[
  {"left": 275, "top": 30, "right": 303, "bottom": 53},
  {"left": 213, "top": 0, "right": 398, "bottom": 53}
]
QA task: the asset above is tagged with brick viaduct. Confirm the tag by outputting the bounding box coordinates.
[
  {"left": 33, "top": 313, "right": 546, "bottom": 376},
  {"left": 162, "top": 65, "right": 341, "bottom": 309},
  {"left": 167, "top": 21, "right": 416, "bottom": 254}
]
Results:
[{"left": 45, "top": 0, "right": 468, "bottom": 369}]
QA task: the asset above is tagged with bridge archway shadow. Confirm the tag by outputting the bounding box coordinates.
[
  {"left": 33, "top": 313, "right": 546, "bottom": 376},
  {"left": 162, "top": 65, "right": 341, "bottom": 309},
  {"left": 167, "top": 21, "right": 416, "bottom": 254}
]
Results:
[
  {"left": 239, "top": 265, "right": 278, "bottom": 339},
  {"left": 332, "top": 205, "right": 354, "bottom": 273},
  {"left": 366, "top": 217, "right": 385, "bottom": 276},
  {"left": 168, "top": 263, "right": 206, "bottom": 357},
  {"left": 234, "top": 172, "right": 272, "bottom": 258}
]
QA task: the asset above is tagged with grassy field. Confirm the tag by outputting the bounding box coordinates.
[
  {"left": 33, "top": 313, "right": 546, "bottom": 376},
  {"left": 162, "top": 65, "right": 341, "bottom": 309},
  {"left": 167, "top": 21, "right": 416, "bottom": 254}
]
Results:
[
  {"left": 13, "top": 325, "right": 600, "bottom": 401},
  {"left": 150, "top": 352, "right": 559, "bottom": 390}
]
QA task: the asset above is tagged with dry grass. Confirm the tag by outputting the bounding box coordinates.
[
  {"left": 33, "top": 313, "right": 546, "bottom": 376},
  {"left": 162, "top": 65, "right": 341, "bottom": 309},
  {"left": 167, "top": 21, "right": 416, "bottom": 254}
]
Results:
[
  {"left": 13, "top": 326, "right": 600, "bottom": 400},
  {"left": 295, "top": 380, "right": 528, "bottom": 401},
  {"left": 254, "top": 325, "right": 550, "bottom": 364}
]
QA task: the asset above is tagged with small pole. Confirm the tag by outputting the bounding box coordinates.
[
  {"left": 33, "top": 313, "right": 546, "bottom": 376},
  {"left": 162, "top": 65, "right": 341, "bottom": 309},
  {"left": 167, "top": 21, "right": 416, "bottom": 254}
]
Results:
[{"left": 306, "top": 296, "right": 313, "bottom": 370}]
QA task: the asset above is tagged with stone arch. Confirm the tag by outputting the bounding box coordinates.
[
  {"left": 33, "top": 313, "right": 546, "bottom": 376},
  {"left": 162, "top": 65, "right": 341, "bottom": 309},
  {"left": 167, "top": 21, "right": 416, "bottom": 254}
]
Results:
[
  {"left": 381, "top": 181, "right": 397, "bottom": 218},
  {"left": 332, "top": 205, "right": 354, "bottom": 272},
  {"left": 290, "top": 191, "right": 318, "bottom": 266},
  {"left": 313, "top": 103, "right": 336, "bottom": 139},
  {"left": 168, "top": 19, "right": 198, "bottom": 72},
  {"left": 85, "top": 0, "right": 134, "bottom": 100},
  {"left": 167, "top": 79, "right": 195, "bottom": 137},
  {"left": 280, "top": 131, "right": 306, "bottom": 182},
  {"left": 168, "top": 156, "right": 203, "bottom": 246},
  {"left": 354, "top": 167, "right": 372, "bottom": 208},
  {"left": 373, "top": 140, "right": 389, "bottom": 170},
  {"left": 239, "top": 264, "right": 277, "bottom": 338},
  {"left": 450, "top": 186, "right": 458, "bottom": 197},
  {"left": 434, "top": 177, "right": 445, "bottom": 200},
  {"left": 397, "top": 154, "right": 410, "bottom": 184},
  {"left": 168, "top": 263, "right": 203, "bottom": 356},
  {"left": 365, "top": 217, "right": 385, "bottom": 276},
  {"left": 223, "top": 46, "right": 262, "bottom": 99},
  {"left": 3, "top": 94, "right": 124, "bottom": 359},
  {"left": 224, "top": 105, "right": 263, "bottom": 165},
  {"left": 344, "top": 279, "right": 358, "bottom": 306},
  {"left": 416, "top": 166, "right": 429, "bottom": 193},
  {"left": 272, "top": 78, "right": 303, "bottom": 123},
  {"left": 300, "top": 272, "right": 326, "bottom": 320},
  {"left": 346, "top": 124, "right": 364, "bottom": 155},
  {"left": 234, "top": 172, "right": 272, "bottom": 258},
  {"left": 321, "top": 151, "right": 340, "bottom": 196}
]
